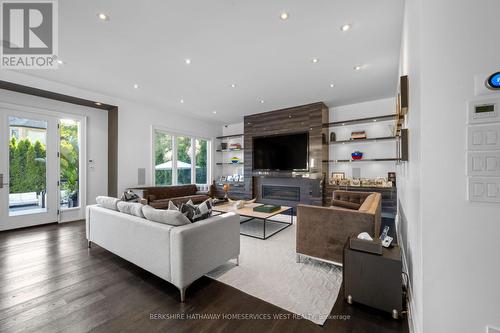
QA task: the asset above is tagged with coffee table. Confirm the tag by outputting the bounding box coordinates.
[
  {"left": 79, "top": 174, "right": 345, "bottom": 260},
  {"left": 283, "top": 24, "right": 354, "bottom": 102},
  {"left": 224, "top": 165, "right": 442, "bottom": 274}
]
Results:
[{"left": 212, "top": 202, "right": 293, "bottom": 240}]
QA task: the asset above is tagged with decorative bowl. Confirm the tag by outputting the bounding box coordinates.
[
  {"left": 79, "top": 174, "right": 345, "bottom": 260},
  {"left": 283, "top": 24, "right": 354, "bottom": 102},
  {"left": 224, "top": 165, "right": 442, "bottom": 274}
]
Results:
[
  {"left": 230, "top": 157, "right": 240, "bottom": 164},
  {"left": 351, "top": 151, "right": 363, "bottom": 160}
]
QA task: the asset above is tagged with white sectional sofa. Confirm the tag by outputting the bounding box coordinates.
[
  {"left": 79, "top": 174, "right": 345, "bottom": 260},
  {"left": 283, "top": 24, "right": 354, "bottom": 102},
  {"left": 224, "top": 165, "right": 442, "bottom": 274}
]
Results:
[{"left": 86, "top": 205, "right": 240, "bottom": 302}]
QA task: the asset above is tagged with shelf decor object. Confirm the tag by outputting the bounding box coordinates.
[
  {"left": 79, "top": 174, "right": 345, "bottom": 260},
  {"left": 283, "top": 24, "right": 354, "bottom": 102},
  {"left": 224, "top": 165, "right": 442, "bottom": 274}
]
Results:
[
  {"left": 351, "top": 151, "right": 364, "bottom": 160},
  {"left": 230, "top": 157, "right": 240, "bottom": 164},
  {"left": 351, "top": 131, "right": 367, "bottom": 140},
  {"left": 330, "top": 132, "right": 336, "bottom": 142}
]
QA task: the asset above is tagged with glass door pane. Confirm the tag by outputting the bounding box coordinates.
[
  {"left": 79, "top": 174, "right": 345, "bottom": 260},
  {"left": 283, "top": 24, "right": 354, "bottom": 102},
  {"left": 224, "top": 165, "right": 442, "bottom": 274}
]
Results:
[
  {"left": 177, "top": 136, "right": 192, "bottom": 184},
  {"left": 60, "top": 119, "right": 80, "bottom": 209},
  {"left": 195, "top": 138, "right": 208, "bottom": 184},
  {"left": 154, "top": 131, "right": 173, "bottom": 185},
  {"left": 8, "top": 116, "right": 48, "bottom": 216}
]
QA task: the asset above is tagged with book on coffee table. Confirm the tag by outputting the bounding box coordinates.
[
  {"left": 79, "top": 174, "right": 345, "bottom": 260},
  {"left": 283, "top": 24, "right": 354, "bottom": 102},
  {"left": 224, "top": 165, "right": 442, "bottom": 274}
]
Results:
[{"left": 253, "top": 204, "right": 281, "bottom": 213}]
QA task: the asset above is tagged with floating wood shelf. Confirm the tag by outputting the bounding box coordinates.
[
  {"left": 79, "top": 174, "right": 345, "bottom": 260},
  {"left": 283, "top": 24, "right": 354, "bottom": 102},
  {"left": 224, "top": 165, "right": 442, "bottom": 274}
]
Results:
[
  {"left": 216, "top": 162, "right": 244, "bottom": 165},
  {"left": 216, "top": 149, "right": 244, "bottom": 152},
  {"left": 329, "top": 136, "right": 398, "bottom": 145},
  {"left": 216, "top": 134, "right": 244, "bottom": 139},
  {"left": 322, "top": 114, "right": 397, "bottom": 128},
  {"left": 322, "top": 158, "right": 401, "bottom": 163}
]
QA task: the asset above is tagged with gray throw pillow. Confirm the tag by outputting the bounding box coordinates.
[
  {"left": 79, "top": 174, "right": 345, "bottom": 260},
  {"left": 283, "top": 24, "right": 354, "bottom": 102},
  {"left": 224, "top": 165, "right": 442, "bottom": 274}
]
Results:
[
  {"left": 142, "top": 205, "right": 191, "bottom": 226},
  {"left": 96, "top": 196, "right": 120, "bottom": 211},
  {"left": 117, "top": 201, "right": 144, "bottom": 218}
]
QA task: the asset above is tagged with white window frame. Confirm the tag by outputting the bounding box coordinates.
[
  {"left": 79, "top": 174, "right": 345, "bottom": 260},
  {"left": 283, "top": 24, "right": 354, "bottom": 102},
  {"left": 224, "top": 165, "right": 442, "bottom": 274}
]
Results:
[{"left": 151, "top": 126, "right": 212, "bottom": 186}]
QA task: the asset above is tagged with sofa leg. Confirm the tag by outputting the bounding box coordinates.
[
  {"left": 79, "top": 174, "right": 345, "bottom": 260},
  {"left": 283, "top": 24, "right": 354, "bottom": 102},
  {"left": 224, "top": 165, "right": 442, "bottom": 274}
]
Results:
[
  {"left": 180, "top": 287, "right": 186, "bottom": 303},
  {"left": 87, "top": 240, "right": 91, "bottom": 248},
  {"left": 236, "top": 256, "right": 239, "bottom": 266},
  {"left": 296, "top": 254, "right": 301, "bottom": 263}
]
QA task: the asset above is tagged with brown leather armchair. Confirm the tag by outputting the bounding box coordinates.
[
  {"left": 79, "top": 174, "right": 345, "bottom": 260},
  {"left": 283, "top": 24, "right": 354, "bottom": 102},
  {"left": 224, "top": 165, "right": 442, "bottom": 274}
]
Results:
[{"left": 296, "top": 190, "right": 381, "bottom": 265}]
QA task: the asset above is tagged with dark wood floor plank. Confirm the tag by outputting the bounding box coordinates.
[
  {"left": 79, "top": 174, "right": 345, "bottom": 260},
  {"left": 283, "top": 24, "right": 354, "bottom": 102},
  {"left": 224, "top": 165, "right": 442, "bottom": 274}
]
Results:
[{"left": 0, "top": 220, "right": 408, "bottom": 333}]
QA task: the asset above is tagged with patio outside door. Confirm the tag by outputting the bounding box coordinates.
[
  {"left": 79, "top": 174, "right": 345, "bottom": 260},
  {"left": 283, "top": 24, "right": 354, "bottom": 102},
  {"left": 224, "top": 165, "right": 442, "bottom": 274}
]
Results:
[{"left": 0, "top": 110, "right": 59, "bottom": 230}]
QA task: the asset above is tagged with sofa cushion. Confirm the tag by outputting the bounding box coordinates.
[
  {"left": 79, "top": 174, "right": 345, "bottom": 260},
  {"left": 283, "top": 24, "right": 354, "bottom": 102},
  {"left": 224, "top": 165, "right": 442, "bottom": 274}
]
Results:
[
  {"left": 331, "top": 199, "right": 361, "bottom": 210},
  {"left": 180, "top": 199, "right": 213, "bottom": 222},
  {"left": 117, "top": 201, "right": 144, "bottom": 218},
  {"left": 96, "top": 196, "right": 120, "bottom": 211},
  {"left": 142, "top": 205, "right": 191, "bottom": 226}
]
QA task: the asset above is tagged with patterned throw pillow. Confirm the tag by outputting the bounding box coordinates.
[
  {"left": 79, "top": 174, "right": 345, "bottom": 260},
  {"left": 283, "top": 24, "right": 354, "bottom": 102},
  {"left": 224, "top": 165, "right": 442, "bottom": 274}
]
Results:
[{"left": 180, "top": 199, "right": 213, "bottom": 222}]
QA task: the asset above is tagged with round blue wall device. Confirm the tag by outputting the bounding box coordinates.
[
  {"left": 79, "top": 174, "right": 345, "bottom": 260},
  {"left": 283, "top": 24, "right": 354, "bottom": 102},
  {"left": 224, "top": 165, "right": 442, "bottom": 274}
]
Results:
[{"left": 487, "top": 72, "right": 500, "bottom": 89}]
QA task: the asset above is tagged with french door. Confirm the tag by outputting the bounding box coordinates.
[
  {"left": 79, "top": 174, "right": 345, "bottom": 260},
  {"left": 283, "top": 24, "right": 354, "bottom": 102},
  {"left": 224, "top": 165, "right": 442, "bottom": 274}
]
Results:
[{"left": 0, "top": 109, "right": 59, "bottom": 230}]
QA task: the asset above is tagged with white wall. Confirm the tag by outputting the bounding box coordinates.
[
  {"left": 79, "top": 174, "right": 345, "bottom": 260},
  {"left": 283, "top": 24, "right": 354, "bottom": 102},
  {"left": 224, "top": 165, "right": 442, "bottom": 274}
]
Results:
[
  {"left": 400, "top": 0, "right": 500, "bottom": 332},
  {"left": 397, "top": 0, "right": 423, "bottom": 331},
  {"left": 328, "top": 98, "right": 398, "bottom": 179},
  {"left": 0, "top": 71, "right": 222, "bottom": 202}
]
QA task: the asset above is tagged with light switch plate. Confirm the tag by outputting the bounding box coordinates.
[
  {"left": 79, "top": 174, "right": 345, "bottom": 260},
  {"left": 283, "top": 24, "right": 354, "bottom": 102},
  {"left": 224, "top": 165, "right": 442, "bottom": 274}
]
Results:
[
  {"left": 468, "top": 124, "right": 500, "bottom": 151},
  {"left": 468, "top": 177, "right": 500, "bottom": 203},
  {"left": 468, "top": 152, "right": 500, "bottom": 176}
]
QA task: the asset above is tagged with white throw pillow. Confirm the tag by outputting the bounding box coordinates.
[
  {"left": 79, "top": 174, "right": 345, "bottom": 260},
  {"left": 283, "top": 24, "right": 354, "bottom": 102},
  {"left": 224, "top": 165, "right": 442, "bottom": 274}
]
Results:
[
  {"left": 142, "top": 205, "right": 191, "bottom": 226},
  {"left": 168, "top": 201, "right": 179, "bottom": 211},
  {"left": 117, "top": 201, "right": 144, "bottom": 218},
  {"left": 96, "top": 196, "right": 120, "bottom": 211}
]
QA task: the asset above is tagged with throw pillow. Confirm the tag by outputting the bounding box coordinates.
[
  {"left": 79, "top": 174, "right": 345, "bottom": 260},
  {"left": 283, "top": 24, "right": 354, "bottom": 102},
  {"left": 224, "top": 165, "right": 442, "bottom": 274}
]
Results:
[
  {"left": 96, "top": 196, "right": 120, "bottom": 211},
  {"left": 117, "top": 201, "right": 144, "bottom": 218},
  {"left": 180, "top": 198, "right": 213, "bottom": 222},
  {"left": 168, "top": 201, "right": 179, "bottom": 211},
  {"left": 142, "top": 205, "right": 191, "bottom": 226}
]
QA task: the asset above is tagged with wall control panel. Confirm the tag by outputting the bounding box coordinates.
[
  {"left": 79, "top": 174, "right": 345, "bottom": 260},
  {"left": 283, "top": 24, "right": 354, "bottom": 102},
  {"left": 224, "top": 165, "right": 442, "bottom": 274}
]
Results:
[{"left": 467, "top": 96, "right": 500, "bottom": 203}]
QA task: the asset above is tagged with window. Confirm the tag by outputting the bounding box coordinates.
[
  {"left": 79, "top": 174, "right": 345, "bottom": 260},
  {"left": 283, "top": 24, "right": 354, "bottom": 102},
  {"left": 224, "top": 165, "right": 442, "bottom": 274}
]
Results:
[
  {"left": 60, "top": 119, "right": 81, "bottom": 209},
  {"left": 195, "top": 138, "right": 208, "bottom": 184},
  {"left": 154, "top": 132, "right": 173, "bottom": 185},
  {"left": 153, "top": 130, "right": 210, "bottom": 186},
  {"left": 176, "top": 136, "right": 192, "bottom": 184}
]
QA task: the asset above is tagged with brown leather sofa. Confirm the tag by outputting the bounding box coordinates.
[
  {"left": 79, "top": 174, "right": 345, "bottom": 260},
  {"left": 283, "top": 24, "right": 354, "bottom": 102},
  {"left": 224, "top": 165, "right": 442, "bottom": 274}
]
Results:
[
  {"left": 129, "top": 184, "right": 215, "bottom": 209},
  {"left": 296, "top": 190, "right": 381, "bottom": 264}
]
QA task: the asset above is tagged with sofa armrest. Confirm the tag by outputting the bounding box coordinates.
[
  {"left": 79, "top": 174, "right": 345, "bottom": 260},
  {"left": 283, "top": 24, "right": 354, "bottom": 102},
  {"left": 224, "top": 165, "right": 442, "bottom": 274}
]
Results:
[
  {"left": 296, "top": 204, "right": 376, "bottom": 263},
  {"left": 169, "top": 212, "right": 240, "bottom": 289}
]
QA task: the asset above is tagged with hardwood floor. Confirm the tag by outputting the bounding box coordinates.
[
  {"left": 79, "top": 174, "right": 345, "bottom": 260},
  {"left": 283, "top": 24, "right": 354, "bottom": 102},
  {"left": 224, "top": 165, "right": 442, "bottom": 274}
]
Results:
[{"left": 0, "top": 221, "right": 409, "bottom": 333}]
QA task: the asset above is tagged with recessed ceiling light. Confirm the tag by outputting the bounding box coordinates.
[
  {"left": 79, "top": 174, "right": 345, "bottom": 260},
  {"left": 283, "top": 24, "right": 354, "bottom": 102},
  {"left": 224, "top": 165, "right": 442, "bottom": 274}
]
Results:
[
  {"left": 95, "top": 102, "right": 102, "bottom": 106},
  {"left": 184, "top": 58, "right": 191, "bottom": 65},
  {"left": 341, "top": 24, "right": 351, "bottom": 32},
  {"left": 311, "top": 58, "right": 319, "bottom": 64},
  {"left": 133, "top": 84, "right": 139, "bottom": 89},
  {"left": 97, "top": 13, "right": 109, "bottom": 21},
  {"left": 260, "top": 100, "right": 265, "bottom": 104},
  {"left": 329, "top": 83, "right": 335, "bottom": 88},
  {"left": 373, "top": 119, "right": 377, "bottom": 122},
  {"left": 180, "top": 99, "right": 184, "bottom": 104},
  {"left": 231, "top": 83, "right": 236, "bottom": 88},
  {"left": 212, "top": 110, "right": 217, "bottom": 114},
  {"left": 57, "top": 59, "right": 64, "bottom": 65},
  {"left": 354, "top": 65, "right": 362, "bottom": 70},
  {"left": 280, "top": 12, "right": 289, "bottom": 20}
]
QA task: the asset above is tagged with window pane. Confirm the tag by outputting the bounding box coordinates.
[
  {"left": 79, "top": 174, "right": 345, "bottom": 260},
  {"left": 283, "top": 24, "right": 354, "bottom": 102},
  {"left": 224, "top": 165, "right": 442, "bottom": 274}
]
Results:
[
  {"left": 177, "top": 136, "right": 192, "bottom": 184},
  {"left": 60, "top": 119, "right": 80, "bottom": 209},
  {"left": 155, "top": 131, "right": 173, "bottom": 185},
  {"left": 195, "top": 139, "right": 208, "bottom": 184},
  {"left": 8, "top": 116, "right": 47, "bottom": 216}
]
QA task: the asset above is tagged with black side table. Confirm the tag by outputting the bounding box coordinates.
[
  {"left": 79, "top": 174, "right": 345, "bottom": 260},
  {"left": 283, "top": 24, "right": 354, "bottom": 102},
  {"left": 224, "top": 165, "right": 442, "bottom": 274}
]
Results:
[{"left": 343, "top": 238, "right": 403, "bottom": 319}]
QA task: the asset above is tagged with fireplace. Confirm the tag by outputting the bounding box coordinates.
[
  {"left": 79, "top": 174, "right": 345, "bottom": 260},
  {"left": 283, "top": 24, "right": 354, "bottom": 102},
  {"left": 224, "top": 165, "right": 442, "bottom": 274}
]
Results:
[{"left": 262, "top": 185, "right": 300, "bottom": 202}]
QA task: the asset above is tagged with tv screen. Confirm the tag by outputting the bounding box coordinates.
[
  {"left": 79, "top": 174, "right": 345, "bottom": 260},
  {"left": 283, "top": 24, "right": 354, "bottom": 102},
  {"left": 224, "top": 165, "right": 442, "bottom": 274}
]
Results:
[{"left": 253, "top": 132, "right": 309, "bottom": 171}]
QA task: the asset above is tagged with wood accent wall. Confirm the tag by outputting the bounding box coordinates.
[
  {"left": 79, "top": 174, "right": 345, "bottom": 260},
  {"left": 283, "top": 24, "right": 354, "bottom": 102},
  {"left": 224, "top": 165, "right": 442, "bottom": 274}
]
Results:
[{"left": 243, "top": 102, "right": 329, "bottom": 198}]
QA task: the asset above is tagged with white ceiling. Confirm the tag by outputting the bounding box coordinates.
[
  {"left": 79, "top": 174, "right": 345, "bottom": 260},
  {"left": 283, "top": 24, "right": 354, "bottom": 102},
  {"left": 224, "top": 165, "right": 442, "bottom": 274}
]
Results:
[{"left": 22, "top": 0, "right": 404, "bottom": 124}]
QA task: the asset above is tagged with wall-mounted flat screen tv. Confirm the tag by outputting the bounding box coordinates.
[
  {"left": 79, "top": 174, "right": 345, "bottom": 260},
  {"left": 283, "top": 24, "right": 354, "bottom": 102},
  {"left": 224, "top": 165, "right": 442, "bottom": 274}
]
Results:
[{"left": 252, "top": 132, "right": 309, "bottom": 171}]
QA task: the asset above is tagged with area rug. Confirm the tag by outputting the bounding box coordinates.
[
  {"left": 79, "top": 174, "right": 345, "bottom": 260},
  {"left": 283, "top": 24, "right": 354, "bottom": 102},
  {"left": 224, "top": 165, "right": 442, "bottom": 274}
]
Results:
[{"left": 206, "top": 215, "right": 343, "bottom": 325}]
